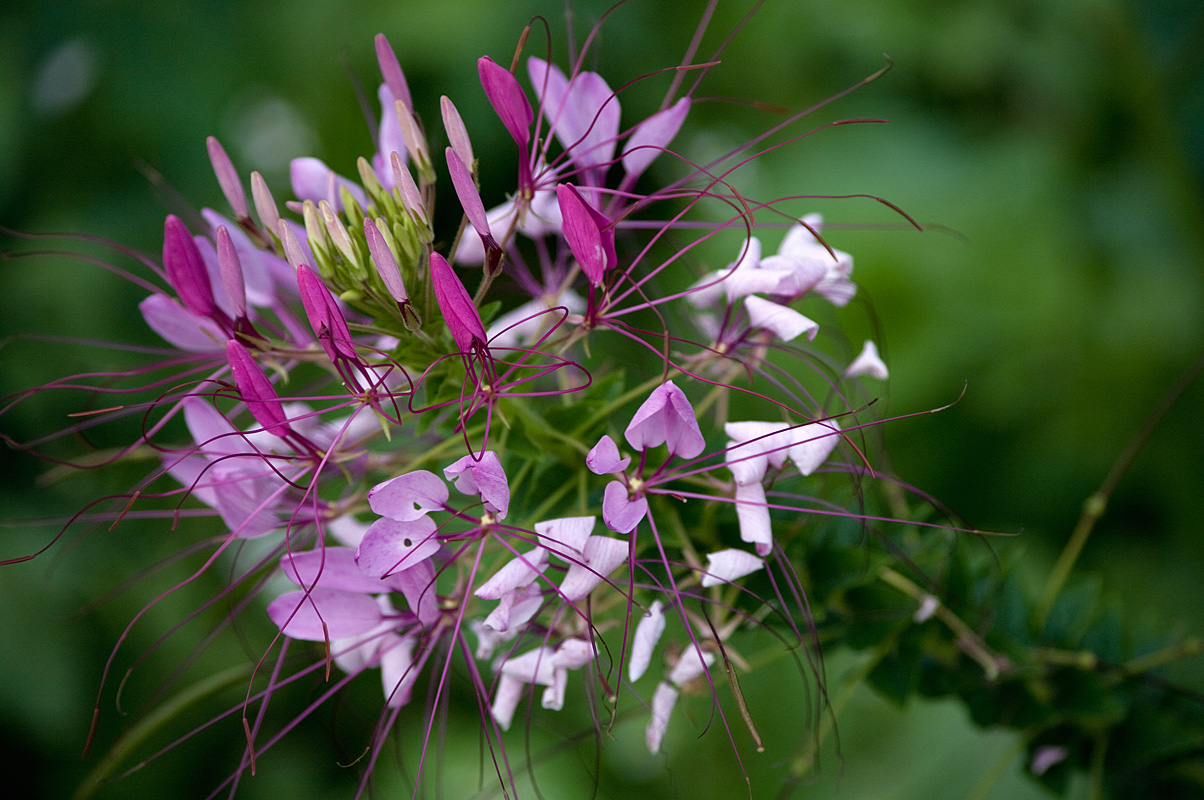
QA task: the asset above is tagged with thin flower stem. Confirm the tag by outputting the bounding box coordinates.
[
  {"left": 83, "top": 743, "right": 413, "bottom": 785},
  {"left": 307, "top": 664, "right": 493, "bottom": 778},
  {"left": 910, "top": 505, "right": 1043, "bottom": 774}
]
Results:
[
  {"left": 790, "top": 647, "right": 886, "bottom": 782},
  {"left": 878, "top": 566, "right": 1002, "bottom": 681},
  {"left": 963, "top": 734, "right": 1028, "bottom": 800},
  {"left": 73, "top": 663, "right": 252, "bottom": 800},
  {"left": 1037, "top": 352, "right": 1204, "bottom": 626},
  {"left": 1121, "top": 636, "right": 1204, "bottom": 675}
]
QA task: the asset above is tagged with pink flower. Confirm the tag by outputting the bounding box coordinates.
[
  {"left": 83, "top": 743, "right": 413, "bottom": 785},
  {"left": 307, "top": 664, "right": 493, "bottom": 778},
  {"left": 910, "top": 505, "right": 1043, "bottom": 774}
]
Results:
[{"left": 624, "top": 380, "right": 705, "bottom": 459}]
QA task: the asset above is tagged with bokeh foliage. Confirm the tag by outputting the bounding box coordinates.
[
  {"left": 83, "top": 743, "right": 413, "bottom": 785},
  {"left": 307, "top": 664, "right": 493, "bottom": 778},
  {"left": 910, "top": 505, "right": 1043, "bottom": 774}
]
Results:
[{"left": 2, "top": 1, "right": 1201, "bottom": 798}]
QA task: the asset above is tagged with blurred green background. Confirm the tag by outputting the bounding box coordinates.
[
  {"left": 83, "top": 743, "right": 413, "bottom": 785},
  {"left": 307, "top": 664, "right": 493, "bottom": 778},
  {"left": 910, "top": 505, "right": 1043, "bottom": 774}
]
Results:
[{"left": 1, "top": 0, "right": 1201, "bottom": 798}]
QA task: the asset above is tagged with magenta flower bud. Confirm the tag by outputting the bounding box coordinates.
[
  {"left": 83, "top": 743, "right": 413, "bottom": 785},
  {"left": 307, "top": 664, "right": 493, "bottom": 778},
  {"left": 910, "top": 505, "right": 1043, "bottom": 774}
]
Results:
[
  {"left": 624, "top": 380, "right": 705, "bottom": 458},
  {"left": 251, "top": 171, "right": 281, "bottom": 235},
  {"left": 395, "top": 101, "right": 429, "bottom": 170},
  {"left": 215, "top": 226, "right": 247, "bottom": 319},
  {"left": 225, "top": 339, "right": 292, "bottom": 437},
  {"left": 277, "top": 219, "right": 306, "bottom": 270},
  {"left": 363, "top": 218, "right": 408, "bottom": 303},
  {"left": 478, "top": 56, "right": 532, "bottom": 149},
  {"left": 556, "top": 183, "right": 615, "bottom": 286},
  {"left": 390, "top": 152, "right": 426, "bottom": 224},
  {"left": 446, "top": 147, "right": 500, "bottom": 271},
  {"left": 206, "top": 136, "right": 249, "bottom": 219},
  {"left": 429, "top": 252, "right": 487, "bottom": 353},
  {"left": 163, "top": 214, "right": 218, "bottom": 319},
  {"left": 297, "top": 264, "right": 358, "bottom": 361},
  {"left": 441, "top": 96, "right": 474, "bottom": 168},
  {"left": 374, "top": 33, "right": 412, "bottom": 112}
]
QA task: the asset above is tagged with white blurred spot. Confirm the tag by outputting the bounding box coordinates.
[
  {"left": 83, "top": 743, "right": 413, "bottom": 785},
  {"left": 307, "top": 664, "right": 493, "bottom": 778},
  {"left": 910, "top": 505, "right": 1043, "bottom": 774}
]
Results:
[
  {"left": 32, "top": 38, "right": 99, "bottom": 115},
  {"left": 224, "top": 90, "right": 318, "bottom": 174}
]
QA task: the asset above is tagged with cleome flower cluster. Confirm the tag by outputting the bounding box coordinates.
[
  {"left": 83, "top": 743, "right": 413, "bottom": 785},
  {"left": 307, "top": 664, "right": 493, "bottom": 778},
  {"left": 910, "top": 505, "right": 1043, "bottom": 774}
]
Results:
[{"left": 4, "top": 10, "right": 915, "bottom": 798}]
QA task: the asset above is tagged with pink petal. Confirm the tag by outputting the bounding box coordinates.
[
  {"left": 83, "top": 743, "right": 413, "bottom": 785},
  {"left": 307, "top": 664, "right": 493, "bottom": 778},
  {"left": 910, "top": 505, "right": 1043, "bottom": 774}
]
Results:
[
  {"left": 724, "top": 420, "right": 791, "bottom": 470},
  {"left": 267, "top": 588, "right": 383, "bottom": 640},
  {"left": 724, "top": 442, "right": 769, "bottom": 486},
  {"left": 376, "top": 85, "right": 406, "bottom": 185},
  {"left": 500, "top": 647, "right": 558, "bottom": 686},
  {"left": 622, "top": 97, "right": 690, "bottom": 181},
  {"left": 541, "top": 669, "right": 568, "bottom": 711},
  {"left": 368, "top": 470, "right": 449, "bottom": 521},
  {"left": 668, "top": 645, "right": 714, "bottom": 686},
  {"left": 181, "top": 396, "right": 250, "bottom": 457},
  {"left": 139, "top": 294, "right": 224, "bottom": 352},
  {"left": 289, "top": 157, "right": 365, "bottom": 212},
  {"left": 553, "top": 638, "right": 595, "bottom": 670},
  {"left": 355, "top": 516, "right": 440, "bottom": 578},
  {"left": 528, "top": 58, "right": 619, "bottom": 172},
  {"left": 624, "top": 380, "right": 705, "bottom": 459},
  {"left": 701, "top": 548, "right": 763, "bottom": 588},
  {"left": 585, "top": 434, "right": 629, "bottom": 474},
  {"left": 390, "top": 557, "right": 440, "bottom": 628},
  {"left": 490, "top": 674, "right": 526, "bottom": 730},
  {"left": 601, "top": 481, "right": 648, "bottom": 534},
  {"left": 280, "top": 547, "right": 383, "bottom": 594},
  {"left": 443, "top": 450, "right": 510, "bottom": 519}
]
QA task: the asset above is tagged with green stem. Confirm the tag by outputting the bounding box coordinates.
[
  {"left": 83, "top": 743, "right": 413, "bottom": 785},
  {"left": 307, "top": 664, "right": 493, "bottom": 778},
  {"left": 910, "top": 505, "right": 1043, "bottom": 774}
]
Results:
[
  {"left": 879, "top": 566, "right": 1002, "bottom": 681},
  {"left": 74, "top": 663, "right": 252, "bottom": 800},
  {"left": 1037, "top": 352, "right": 1204, "bottom": 626}
]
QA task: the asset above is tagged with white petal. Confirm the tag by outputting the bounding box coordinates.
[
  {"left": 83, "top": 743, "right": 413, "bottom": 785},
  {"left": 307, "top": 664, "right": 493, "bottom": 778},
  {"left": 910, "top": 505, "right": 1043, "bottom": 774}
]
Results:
[
  {"left": 668, "top": 645, "right": 714, "bottom": 687},
  {"left": 744, "top": 296, "right": 818, "bottom": 342},
  {"left": 500, "top": 647, "right": 558, "bottom": 686},
  {"left": 534, "top": 515, "right": 596, "bottom": 558},
  {"left": 787, "top": 419, "right": 841, "bottom": 477},
  {"left": 734, "top": 481, "right": 773, "bottom": 556},
  {"left": 628, "top": 600, "right": 666, "bottom": 682},
  {"left": 560, "top": 536, "right": 628, "bottom": 602},
  {"left": 475, "top": 548, "right": 548, "bottom": 600},
  {"left": 724, "top": 420, "right": 791, "bottom": 470},
  {"left": 701, "top": 549, "right": 764, "bottom": 588},
  {"left": 541, "top": 669, "right": 568, "bottom": 711},
  {"left": 490, "top": 674, "right": 525, "bottom": 730},
  {"left": 553, "top": 638, "right": 596, "bottom": 670},
  {"left": 724, "top": 441, "right": 768, "bottom": 486},
  {"left": 845, "top": 339, "right": 889, "bottom": 380},
  {"left": 646, "top": 681, "right": 679, "bottom": 754}
]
